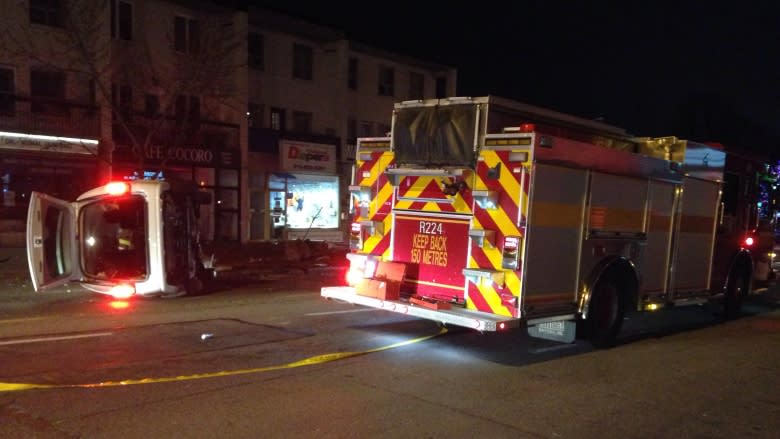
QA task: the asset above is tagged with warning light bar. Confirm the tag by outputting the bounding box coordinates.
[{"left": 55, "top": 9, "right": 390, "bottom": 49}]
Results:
[{"left": 105, "top": 181, "right": 130, "bottom": 196}]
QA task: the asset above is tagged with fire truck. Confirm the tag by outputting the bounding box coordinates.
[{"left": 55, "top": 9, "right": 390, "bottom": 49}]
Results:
[
  {"left": 322, "top": 96, "right": 775, "bottom": 347},
  {"left": 26, "top": 179, "right": 213, "bottom": 298}
]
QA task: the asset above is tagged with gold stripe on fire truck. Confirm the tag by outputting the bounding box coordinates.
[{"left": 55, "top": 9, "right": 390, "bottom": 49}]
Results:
[{"left": 405, "top": 278, "right": 464, "bottom": 291}]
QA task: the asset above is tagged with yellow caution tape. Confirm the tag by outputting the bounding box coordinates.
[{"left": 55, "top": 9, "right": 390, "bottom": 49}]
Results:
[{"left": 0, "top": 327, "right": 447, "bottom": 392}]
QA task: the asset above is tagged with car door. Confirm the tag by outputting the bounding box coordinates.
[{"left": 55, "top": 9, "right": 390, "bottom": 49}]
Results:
[{"left": 26, "top": 191, "right": 82, "bottom": 291}]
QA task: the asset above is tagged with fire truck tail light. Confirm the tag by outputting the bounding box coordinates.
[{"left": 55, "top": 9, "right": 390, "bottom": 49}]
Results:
[
  {"left": 105, "top": 181, "right": 130, "bottom": 195},
  {"left": 109, "top": 284, "right": 135, "bottom": 299},
  {"left": 744, "top": 236, "right": 755, "bottom": 247}
]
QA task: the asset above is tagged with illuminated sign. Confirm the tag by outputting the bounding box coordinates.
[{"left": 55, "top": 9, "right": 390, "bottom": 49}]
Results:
[
  {"left": 280, "top": 140, "right": 336, "bottom": 174},
  {"left": 0, "top": 131, "right": 98, "bottom": 155}
]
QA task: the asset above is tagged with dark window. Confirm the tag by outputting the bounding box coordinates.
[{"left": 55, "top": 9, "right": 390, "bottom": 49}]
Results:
[
  {"left": 435, "top": 77, "right": 447, "bottom": 98},
  {"left": 270, "top": 107, "right": 285, "bottom": 131},
  {"left": 174, "top": 95, "right": 199, "bottom": 124},
  {"left": 248, "top": 102, "right": 262, "bottom": 128},
  {"left": 378, "top": 65, "right": 394, "bottom": 96},
  {"left": 360, "top": 121, "right": 373, "bottom": 137},
  {"left": 347, "top": 118, "right": 357, "bottom": 143},
  {"left": 144, "top": 94, "right": 160, "bottom": 118},
  {"left": 292, "top": 44, "right": 313, "bottom": 80},
  {"left": 174, "top": 16, "right": 199, "bottom": 53},
  {"left": 0, "top": 68, "right": 14, "bottom": 115},
  {"left": 111, "top": 1, "right": 133, "bottom": 40},
  {"left": 30, "top": 70, "right": 67, "bottom": 114},
  {"left": 292, "top": 111, "right": 312, "bottom": 133},
  {"left": 30, "top": 0, "right": 63, "bottom": 27},
  {"left": 409, "top": 72, "right": 425, "bottom": 100},
  {"left": 348, "top": 58, "right": 358, "bottom": 90},
  {"left": 248, "top": 32, "right": 264, "bottom": 70}
]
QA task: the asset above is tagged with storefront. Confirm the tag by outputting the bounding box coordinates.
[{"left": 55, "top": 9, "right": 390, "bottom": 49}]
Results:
[
  {"left": 0, "top": 131, "right": 101, "bottom": 222},
  {"left": 270, "top": 139, "right": 343, "bottom": 241},
  {"left": 113, "top": 142, "right": 240, "bottom": 242}
]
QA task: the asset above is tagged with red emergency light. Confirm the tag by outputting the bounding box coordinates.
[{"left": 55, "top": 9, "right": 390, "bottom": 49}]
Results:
[
  {"left": 109, "top": 284, "right": 135, "bottom": 299},
  {"left": 105, "top": 181, "right": 130, "bottom": 196},
  {"left": 519, "top": 123, "right": 535, "bottom": 133},
  {"left": 743, "top": 236, "right": 755, "bottom": 247}
]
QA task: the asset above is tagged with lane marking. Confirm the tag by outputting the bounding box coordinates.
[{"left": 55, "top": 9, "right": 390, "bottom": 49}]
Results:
[
  {"left": 0, "top": 317, "right": 48, "bottom": 325},
  {"left": 305, "top": 309, "right": 379, "bottom": 316},
  {"left": 0, "top": 327, "right": 448, "bottom": 392},
  {"left": 0, "top": 332, "right": 113, "bottom": 346}
]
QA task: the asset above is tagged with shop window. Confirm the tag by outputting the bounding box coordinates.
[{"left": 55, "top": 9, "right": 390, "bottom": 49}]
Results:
[
  {"left": 30, "top": 69, "right": 67, "bottom": 115},
  {"left": 194, "top": 167, "right": 214, "bottom": 187},
  {"left": 217, "top": 210, "right": 238, "bottom": 241},
  {"left": 270, "top": 107, "right": 286, "bottom": 131},
  {"left": 111, "top": 0, "right": 133, "bottom": 41},
  {"left": 292, "top": 111, "right": 312, "bottom": 133},
  {"left": 348, "top": 58, "right": 358, "bottom": 90},
  {"left": 0, "top": 67, "right": 14, "bottom": 115},
  {"left": 30, "top": 0, "right": 63, "bottom": 27},
  {"left": 292, "top": 43, "right": 313, "bottom": 80},
  {"left": 409, "top": 72, "right": 424, "bottom": 100},
  {"left": 218, "top": 169, "right": 239, "bottom": 187},
  {"left": 174, "top": 15, "right": 199, "bottom": 54},
  {"left": 216, "top": 188, "right": 238, "bottom": 209},
  {"left": 378, "top": 65, "right": 394, "bottom": 96},
  {"left": 248, "top": 32, "right": 264, "bottom": 70},
  {"left": 284, "top": 174, "right": 339, "bottom": 229}
]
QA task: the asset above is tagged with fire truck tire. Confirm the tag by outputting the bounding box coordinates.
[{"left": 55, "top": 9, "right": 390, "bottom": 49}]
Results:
[
  {"left": 581, "top": 276, "right": 626, "bottom": 348},
  {"left": 724, "top": 270, "right": 750, "bottom": 320}
]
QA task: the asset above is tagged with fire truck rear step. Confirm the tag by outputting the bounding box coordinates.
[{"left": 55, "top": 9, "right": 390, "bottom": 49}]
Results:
[{"left": 322, "top": 286, "right": 520, "bottom": 332}]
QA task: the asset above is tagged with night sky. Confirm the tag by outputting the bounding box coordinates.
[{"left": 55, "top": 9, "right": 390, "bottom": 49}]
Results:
[{"left": 256, "top": 2, "right": 780, "bottom": 158}]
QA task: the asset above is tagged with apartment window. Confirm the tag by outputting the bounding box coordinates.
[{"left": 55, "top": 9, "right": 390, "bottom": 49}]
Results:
[
  {"left": 292, "top": 44, "right": 313, "bottom": 80},
  {"left": 111, "top": 0, "right": 133, "bottom": 41},
  {"left": 435, "top": 77, "right": 447, "bottom": 98},
  {"left": 348, "top": 58, "right": 358, "bottom": 90},
  {"left": 0, "top": 68, "right": 14, "bottom": 115},
  {"left": 30, "top": 0, "right": 63, "bottom": 27},
  {"left": 360, "top": 121, "right": 373, "bottom": 137},
  {"left": 292, "top": 111, "right": 312, "bottom": 133},
  {"left": 347, "top": 118, "right": 357, "bottom": 143},
  {"left": 378, "top": 65, "right": 394, "bottom": 97},
  {"left": 175, "top": 95, "right": 200, "bottom": 123},
  {"left": 144, "top": 94, "right": 160, "bottom": 118},
  {"left": 30, "top": 70, "right": 66, "bottom": 114},
  {"left": 248, "top": 102, "right": 263, "bottom": 128},
  {"left": 270, "top": 107, "right": 285, "bottom": 131},
  {"left": 112, "top": 84, "right": 133, "bottom": 121},
  {"left": 174, "top": 16, "right": 199, "bottom": 54},
  {"left": 248, "top": 32, "right": 264, "bottom": 70},
  {"left": 409, "top": 72, "right": 424, "bottom": 100}
]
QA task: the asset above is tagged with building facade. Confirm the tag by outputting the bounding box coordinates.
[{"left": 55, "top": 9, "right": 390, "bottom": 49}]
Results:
[{"left": 0, "top": 0, "right": 456, "bottom": 245}]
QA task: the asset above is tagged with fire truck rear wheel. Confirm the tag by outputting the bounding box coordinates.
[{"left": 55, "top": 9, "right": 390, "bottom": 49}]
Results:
[{"left": 582, "top": 277, "right": 626, "bottom": 348}]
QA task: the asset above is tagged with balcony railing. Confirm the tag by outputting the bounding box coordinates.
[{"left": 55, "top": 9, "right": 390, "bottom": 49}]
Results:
[{"left": 0, "top": 94, "right": 101, "bottom": 140}]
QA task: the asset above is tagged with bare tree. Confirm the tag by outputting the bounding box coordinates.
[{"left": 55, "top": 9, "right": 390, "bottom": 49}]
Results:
[{"left": 0, "top": 0, "right": 245, "bottom": 177}]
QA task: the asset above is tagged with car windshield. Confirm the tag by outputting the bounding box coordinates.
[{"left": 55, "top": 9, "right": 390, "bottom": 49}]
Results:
[{"left": 80, "top": 195, "right": 148, "bottom": 280}]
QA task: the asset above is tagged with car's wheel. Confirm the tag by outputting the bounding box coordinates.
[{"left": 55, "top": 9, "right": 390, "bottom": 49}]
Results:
[{"left": 724, "top": 270, "right": 749, "bottom": 319}]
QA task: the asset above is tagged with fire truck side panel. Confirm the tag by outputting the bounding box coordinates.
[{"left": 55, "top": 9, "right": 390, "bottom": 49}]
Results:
[
  {"left": 669, "top": 177, "right": 721, "bottom": 296},
  {"left": 523, "top": 163, "right": 588, "bottom": 314},
  {"left": 641, "top": 181, "right": 677, "bottom": 300},
  {"left": 352, "top": 141, "right": 394, "bottom": 259}
]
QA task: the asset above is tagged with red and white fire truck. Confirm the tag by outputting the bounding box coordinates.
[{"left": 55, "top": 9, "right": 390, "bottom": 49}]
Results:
[{"left": 322, "top": 96, "right": 775, "bottom": 346}]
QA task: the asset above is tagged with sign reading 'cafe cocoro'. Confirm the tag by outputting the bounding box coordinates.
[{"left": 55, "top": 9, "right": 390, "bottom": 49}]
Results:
[
  {"left": 117, "top": 144, "right": 239, "bottom": 168},
  {"left": 279, "top": 140, "right": 336, "bottom": 174}
]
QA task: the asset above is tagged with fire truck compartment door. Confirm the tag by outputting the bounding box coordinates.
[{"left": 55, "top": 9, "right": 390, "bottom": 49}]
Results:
[{"left": 26, "top": 192, "right": 82, "bottom": 291}]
